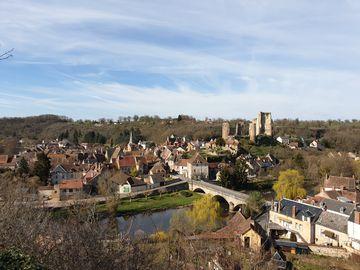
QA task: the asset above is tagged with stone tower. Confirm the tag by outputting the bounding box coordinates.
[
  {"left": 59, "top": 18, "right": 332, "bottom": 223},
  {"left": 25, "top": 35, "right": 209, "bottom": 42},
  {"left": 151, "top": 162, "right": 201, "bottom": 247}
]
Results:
[
  {"left": 249, "top": 119, "right": 257, "bottom": 142},
  {"left": 222, "top": 122, "right": 230, "bottom": 140},
  {"left": 256, "top": 112, "right": 273, "bottom": 136},
  {"left": 235, "top": 121, "right": 244, "bottom": 137},
  {"left": 264, "top": 113, "right": 273, "bottom": 136}
]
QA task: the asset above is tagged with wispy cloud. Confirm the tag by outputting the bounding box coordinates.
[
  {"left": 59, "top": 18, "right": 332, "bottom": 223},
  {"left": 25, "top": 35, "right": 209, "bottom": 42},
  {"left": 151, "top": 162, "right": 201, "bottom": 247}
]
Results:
[{"left": 0, "top": 0, "right": 359, "bottom": 119}]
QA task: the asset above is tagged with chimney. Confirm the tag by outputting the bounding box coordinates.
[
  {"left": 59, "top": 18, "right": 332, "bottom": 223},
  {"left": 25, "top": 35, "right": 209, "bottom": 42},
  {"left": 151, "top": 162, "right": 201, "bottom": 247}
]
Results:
[
  {"left": 355, "top": 211, "right": 360, "bottom": 225},
  {"left": 292, "top": 206, "right": 297, "bottom": 218},
  {"left": 278, "top": 201, "right": 281, "bottom": 213}
]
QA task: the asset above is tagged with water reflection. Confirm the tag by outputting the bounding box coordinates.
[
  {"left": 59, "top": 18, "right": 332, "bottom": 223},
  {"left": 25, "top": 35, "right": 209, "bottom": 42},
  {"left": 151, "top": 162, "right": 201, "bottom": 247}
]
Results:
[
  {"left": 116, "top": 207, "right": 231, "bottom": 237},
  {"left": 117, "top": 208, "right": 185, "bottom": 237}
]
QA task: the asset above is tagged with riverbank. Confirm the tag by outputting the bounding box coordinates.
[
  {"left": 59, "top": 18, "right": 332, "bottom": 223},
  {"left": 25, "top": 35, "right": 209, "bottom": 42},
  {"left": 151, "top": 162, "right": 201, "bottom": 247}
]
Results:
[
  {"left": 97, "top": 191, "right": 202, "bottom": 216},
  {"left": 51, "top": 191, "right": 201, "bottom": 218}
]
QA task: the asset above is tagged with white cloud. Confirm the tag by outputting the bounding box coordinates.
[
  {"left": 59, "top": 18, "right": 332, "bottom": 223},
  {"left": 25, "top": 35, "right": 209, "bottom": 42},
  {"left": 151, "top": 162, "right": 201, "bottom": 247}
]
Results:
[{"left": 0, "top": 0, "right": 359, "bottom": 119}]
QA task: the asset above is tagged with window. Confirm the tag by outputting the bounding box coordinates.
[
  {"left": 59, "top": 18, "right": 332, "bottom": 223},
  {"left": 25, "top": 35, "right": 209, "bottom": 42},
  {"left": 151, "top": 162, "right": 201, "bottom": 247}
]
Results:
[
  {"left": 69, "top": 189, "right": 73, "bottom": 192},
  {"left": 281, "top": 220, "right": 291, "bottom": 229},
  {"left": 244, "top": 237, "right": 250, "bottom": 248}
]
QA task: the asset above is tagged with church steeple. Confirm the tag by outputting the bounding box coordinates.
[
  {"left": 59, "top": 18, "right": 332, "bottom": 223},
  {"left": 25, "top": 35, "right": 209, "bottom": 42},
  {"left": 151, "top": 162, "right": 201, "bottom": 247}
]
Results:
[{"left": 129, "top": 131, "right": 133, "bottom": 144}]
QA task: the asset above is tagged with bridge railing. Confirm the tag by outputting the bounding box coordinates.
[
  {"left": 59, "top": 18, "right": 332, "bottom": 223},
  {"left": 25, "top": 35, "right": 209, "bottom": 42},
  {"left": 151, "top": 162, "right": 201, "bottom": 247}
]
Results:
[{"left": 182, "top": 177, "right": 249, "bottom": 201}]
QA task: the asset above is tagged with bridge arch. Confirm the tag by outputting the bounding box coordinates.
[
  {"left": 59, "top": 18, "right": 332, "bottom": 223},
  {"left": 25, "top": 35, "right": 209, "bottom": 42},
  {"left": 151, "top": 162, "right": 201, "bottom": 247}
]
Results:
[
  {"left": 193, "top": 188, "right": 206, "bottom": 194},
  {"left": 212, "top": 195, "right": 230, "bottom": 212}
]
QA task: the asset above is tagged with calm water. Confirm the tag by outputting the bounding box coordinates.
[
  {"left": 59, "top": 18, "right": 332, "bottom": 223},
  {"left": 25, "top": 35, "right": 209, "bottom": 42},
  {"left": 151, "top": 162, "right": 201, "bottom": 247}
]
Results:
[
  {"left": 117, "top": 208, "right": 185, "bottom": 237},
  {"left": 116, "top": 207, "right": 231, "bottom": 237}
]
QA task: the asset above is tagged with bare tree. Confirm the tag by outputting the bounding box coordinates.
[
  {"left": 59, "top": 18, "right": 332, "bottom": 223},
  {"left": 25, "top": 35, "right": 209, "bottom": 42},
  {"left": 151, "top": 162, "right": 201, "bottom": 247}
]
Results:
[{"left": 0, "top": 48, "right": 14, "bottom": 61}]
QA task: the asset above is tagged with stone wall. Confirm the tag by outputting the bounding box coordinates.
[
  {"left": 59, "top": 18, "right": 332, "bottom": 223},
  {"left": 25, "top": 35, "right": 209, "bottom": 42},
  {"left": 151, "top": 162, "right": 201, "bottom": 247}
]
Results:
[{"left": 309, "top": 245, "right": 351, "bottom": 258}]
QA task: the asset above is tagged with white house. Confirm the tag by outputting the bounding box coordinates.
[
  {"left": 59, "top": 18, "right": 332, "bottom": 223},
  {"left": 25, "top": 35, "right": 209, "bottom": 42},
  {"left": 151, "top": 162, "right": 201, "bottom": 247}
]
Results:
[
  {"left": 187, "top": 153, "right": 209, "bottom": 180},
  {"left": 174, "top": 159, "right": 189, "bottom": 176},
  {"left": 310, "top": 140, "right": 324, "bottom": 150},
  {"left": 348, "top": 208, "right": 360, "bottom": 251},
  {"left": 276, "top": 136, "right": 290, "bottom": 145},
  {"left": 109, "top": 171, "right": 147, "bottom": 194}
]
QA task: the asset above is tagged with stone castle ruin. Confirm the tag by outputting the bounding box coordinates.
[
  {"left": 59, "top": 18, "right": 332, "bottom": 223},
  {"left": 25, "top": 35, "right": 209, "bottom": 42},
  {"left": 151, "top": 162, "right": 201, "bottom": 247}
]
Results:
[
  {"left": 249, "top": 112, "right": 273, "bottom": 142},
  {"left": 222, "top": 121, "right": 244, "bottom": 140},
  {"left": 222, "top": 122, "right": 230, "bottom": 140}
]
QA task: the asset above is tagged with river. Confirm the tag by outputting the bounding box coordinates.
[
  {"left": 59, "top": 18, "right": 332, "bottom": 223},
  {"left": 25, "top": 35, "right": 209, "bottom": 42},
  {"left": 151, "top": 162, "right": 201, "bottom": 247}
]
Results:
[
  {"left": 117, "top": 208, "right": 185, "bottom": 237},
  {"left": 116, "top": 207, "right": 231, "bottom": 237}
]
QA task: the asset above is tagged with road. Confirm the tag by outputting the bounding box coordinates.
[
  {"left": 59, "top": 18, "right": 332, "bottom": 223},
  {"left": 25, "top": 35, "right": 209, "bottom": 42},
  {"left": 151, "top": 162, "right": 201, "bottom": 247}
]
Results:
[{"left": 42, "top": 179, "right": 188, "bottom": 208}]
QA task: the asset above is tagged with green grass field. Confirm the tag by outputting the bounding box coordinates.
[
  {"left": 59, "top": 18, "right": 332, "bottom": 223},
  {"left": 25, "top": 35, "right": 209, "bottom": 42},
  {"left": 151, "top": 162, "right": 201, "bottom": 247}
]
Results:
[{"left": 97, "top": 191, "right": 202, "bottom": 215}]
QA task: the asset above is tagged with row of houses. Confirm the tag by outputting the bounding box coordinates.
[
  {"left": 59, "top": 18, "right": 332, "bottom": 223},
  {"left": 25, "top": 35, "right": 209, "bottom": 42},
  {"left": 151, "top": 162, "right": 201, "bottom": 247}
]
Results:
[
  {"left": 189, "top": 175, "right": 360, "bottom": 269},
  {"left": 268, "top": 175, "right": 360, "bottom": 253},
  {"left": 276, "top": 136, "right": 325, "bottom": 150},
  {"left": 269, "top": 197, "right": 360, "bottom": 252}
]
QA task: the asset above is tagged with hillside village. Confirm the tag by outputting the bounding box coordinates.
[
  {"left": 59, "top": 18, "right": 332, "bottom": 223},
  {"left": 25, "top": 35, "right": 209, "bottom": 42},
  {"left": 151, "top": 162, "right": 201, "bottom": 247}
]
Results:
[{"left": 0, "top": 113, "right": 360, "bottom": 269}]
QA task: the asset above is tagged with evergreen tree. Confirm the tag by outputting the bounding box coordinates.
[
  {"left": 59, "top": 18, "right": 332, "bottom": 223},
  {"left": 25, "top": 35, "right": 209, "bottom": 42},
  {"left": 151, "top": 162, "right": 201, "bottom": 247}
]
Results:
[
  {"left": 17, "top": 157, "right": 29, "bottom": 176},
  {"left": 219, "top": 160, "right": 248, "bottom": 190},
  {"left": 233, "top": 159, "right": 248, "bottom": 188},
  {"left": 33, "top": 152, "right": 51, "bottom": 185}
]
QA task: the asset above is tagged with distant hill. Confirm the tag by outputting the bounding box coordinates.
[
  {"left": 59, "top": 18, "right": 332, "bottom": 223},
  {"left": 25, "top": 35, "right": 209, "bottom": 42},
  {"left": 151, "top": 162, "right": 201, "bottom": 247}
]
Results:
[{"left": 0, "top": 115, "right": 360, "bottom": 154}]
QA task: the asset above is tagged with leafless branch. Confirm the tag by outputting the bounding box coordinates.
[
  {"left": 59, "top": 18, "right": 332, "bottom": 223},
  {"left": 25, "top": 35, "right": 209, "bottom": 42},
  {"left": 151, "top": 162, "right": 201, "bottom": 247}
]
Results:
[{"left": 0, "top": 48, "right": 14, "bottom": 60}]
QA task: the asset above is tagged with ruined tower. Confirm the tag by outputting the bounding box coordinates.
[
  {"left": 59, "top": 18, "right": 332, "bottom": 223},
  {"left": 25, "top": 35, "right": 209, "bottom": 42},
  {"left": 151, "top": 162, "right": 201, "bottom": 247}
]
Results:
[
  {"left": 256, "top": 112, "right": 273, "bottom": 136},
  {"left": 235, "top": 121, "right": 244, "bottom": 137},
  {"left": 264, "top": 113, "right": 273, "bottom": 136},
  {"left": 222, "top": 122, "right": 230, "bottom": 140},
  {"left": 249, "top": 119, "right": 257, "bottom": 143},
  {"left": 249, "top": 112, "right": 273, "bottom": 142}
]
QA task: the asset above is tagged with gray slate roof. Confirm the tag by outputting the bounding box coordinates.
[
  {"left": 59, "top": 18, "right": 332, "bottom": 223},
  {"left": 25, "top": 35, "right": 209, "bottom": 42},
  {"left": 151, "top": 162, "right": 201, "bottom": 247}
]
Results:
[
  {"left": 279, "top": 199, "right": 322, "bottom": 222},
  {"left": 319, "top": 198, "right": 356, "bottom": 216},
  {"left": 316, "top": 211, "right": 348, "bottom": 233}
]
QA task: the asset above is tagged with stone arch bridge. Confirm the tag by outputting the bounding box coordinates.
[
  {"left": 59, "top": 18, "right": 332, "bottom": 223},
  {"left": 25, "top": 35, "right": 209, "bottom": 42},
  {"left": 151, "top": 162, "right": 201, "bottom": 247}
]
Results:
[{"left": 187, "top": 180, "right": 249, "bottom": 211}]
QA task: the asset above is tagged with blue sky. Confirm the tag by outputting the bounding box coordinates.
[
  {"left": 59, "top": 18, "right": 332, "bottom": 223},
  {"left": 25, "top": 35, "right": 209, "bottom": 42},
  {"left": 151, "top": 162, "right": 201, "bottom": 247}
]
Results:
[{"left": 0, "top": 0, "right": 360, "bottom": 120}]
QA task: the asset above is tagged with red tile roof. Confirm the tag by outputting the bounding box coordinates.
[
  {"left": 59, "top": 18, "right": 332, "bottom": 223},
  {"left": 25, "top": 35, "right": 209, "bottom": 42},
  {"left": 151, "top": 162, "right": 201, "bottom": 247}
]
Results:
[
  {"left": 188, "top": 153, "right": 208, "bottom": 165},
  {"left": 176, "top": 159, "right": 189, "bottom": 167},
  {"left": 119, "top": 156, "right": 136, "bottom": 167},
  {"left": 324, "top": 175, "right": 356, "bottom": 190},
  {"left": 59, "top": 179, "right": 83, "bottom": 190}
]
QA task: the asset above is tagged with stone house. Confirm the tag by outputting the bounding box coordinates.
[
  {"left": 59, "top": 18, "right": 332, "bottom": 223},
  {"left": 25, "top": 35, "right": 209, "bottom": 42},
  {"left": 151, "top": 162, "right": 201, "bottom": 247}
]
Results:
[
  {"left": 315, "top": 210, "right": 350, "bottom": 247},
  {"left": 149, "top": 162, "right": 167, "bottom": 178},
  {"left": 117, "top": 155, "right": 137, "bottom": 174},
  {"left": 324, "top": 175, "right": 357, "bottom": 191},
  {"left": 50, "top": 164, "right": 80, "bottom": 185},
  {"left": 321, "top": 175, "right": 360, "bottom": 203},
  {"left": 55, "top": 179, "right": 84, "bottom": 200},
  {"left": 269, "top": 199, "right": 323, "bottom": 244},
  {"left": 188, "top": 211, "right": 265, "bottom": 252},
  {"left": 109, "top": 171, "right": 147, "bottom": 194},
  {"left": 187, "top": 153, "right": 209, "bottom": 180},
  {"left": 174, "top": 159, "right": 189, "bottom": 176}
]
